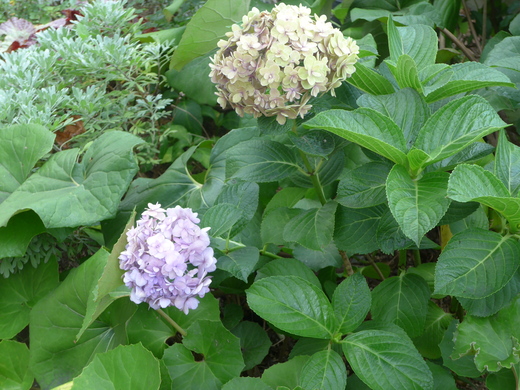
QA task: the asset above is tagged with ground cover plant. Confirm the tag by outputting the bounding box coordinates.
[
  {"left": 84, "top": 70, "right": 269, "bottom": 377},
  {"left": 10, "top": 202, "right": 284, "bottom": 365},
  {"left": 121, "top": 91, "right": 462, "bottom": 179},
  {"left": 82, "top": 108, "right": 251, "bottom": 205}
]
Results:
[{"left": 1, "top": 0, "right": 520, "bottom": 389}]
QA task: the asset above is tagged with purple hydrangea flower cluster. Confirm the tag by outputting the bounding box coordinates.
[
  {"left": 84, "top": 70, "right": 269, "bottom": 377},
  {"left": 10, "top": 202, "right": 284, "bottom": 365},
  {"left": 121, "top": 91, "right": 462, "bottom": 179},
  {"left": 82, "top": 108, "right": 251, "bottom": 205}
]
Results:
[{"left": 119, "top": 203, "right": 217, "bottom": 314}]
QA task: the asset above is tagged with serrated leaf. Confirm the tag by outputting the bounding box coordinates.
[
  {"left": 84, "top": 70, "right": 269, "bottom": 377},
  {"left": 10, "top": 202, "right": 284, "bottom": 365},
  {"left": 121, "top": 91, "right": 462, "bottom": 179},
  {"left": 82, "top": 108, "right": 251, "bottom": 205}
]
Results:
[
  {"left": 289, "top": 130, "right": 335, "bottom": 158},
  {"left": 424, "top": 62, "right": 514, "bottom": 103},
  {"left": 284, "top": 201, "right": 337, "bottom": 251},
  {"left": 412, "top": 301, "right": 453, "bottom": 359},
  {"left": 299, "top": 349, "right": 347, "bottom": 390},
  {"left": 261, "top": 356, "right": 310, "bottom": 390},
  {"left": 246, "top": 276, "right": 336, "bottom": 339},
  {"left": 452, "top": 296, "right": 520, "bottom": 372},
  {"left": 0, "top": 340, "right": 33, "bottom": 390},
  {"left": 332, "top": 273, "right": 371, "bottom": 334},
  {"left": 264, "top": 187, "right": 307, "bottom": 214},
  {"left": 495, "top": 130, "right": 520, "bottom": 196},
  {"left": 334, "top": 205, "right": 387, "bottom": 255},
  {"left": 434, "top": 228, "right": 520, "bottom": 298},
  {"left": 371, "top": 273, "right": 431, "bottom": 338},
  {"left": 217, "top": 246, "right": 260, "bottom": 282},
  {"left": 292, "top": 243, "right": 342, "bottom": 271},
  {"left": 202, "top": 203, "right": 243, "bottom": 237},
  {"left": 304, "top": 108, "right": 407, "bottom": 165},
  {"left": 342, "top": 329, "right": 434, "bottom": 390},
  {"left": 428, "top": 142, "right": 495, "bottom": 173},
  {"left": 71, "top": 344, "right": 161, "bottom": 390},
  {"left": 337, "top": 162, "right": 391, "bottom": 208},
  {"left": 388, "top": 20, "right": 437, "bottom": 70},
  {"left": 170, "top": 0, "right": 250, "bottom": 69},
  {"left": 0, "top": 257, "right": 59, "bottom": 340},
  {"left": 162, "top": 320, "right": 244, "bottom": 389},
  {"left": 346, "top": 62, "right": 396, "bottom": 95},
  {"left": 357, "top": 88, "right": 429, "bottom": 148},
  {"left": 458, "top": 269, "right": 520, "bottom": 317},
  {"left": 414, "top": 95, "right": 508, "bottom": 164},
  {"left": 216, "top": 181, "right": 259, "bottom": 236},
  {"left": 386, "top": 165, "right": 450, "bottom": 244},
  {"left": 230, "top": 321, "right": 271, "bottom": 370},
  {"left": 226, "top": 139, "right": 300, "bottom": 182},
  {"left": 447, "top": 164, "right": 520, "bottom": 229},
  {"left": 0, "top": 124, "right": 55, "bottom": 203},
  {"left": 0, "top": 131, "right": 143, "bottom": 229},
  {"left": 261, "top": 207, "right": 300, "bottom": 246}
]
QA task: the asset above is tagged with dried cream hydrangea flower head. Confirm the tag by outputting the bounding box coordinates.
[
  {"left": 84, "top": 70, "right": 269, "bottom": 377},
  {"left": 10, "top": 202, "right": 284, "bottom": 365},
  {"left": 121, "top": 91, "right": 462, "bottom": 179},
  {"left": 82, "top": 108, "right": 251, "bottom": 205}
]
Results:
[{"left": 209, "top": 3, "right": 359, "bottom": 125}]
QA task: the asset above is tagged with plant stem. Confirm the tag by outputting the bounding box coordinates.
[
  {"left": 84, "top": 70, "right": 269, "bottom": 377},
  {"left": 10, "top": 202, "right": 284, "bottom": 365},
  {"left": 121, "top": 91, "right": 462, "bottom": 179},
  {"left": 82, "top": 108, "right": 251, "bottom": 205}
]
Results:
[
  {"left": 441, "top": 28, "right": 477, "bottom": 61},
  {"left": 412, "top": 250, "right": 421, "bottom": 267},
  {"left": 157, "top": 308, "right": 187, "bottom": 337},
  {"left": 462, "top": 0, "right": 482, "bottom": 54},
  {"left": 367, "top": 255, "right": 385, "bottom": 280},
  {"left": 340, "top": 250, "right": 354, "bottom": 276},
  {"left": 398, "top": 249, "right": 407, "bottom": 270}
]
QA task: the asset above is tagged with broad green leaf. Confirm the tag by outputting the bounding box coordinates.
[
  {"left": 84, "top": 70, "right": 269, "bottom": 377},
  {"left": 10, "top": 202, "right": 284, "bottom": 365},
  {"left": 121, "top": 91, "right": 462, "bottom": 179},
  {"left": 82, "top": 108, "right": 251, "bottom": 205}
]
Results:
[
  {"left": 226, "top": 139, "right": 300, "bottom": 182},
  {"left": 289, "top": 130, "right": 335, "bottom": 158},
  {"left": 255, "top": 258, "right": 321, "bottom": 288},
  {"left": 346, "top": 62, "right": 395, "bottom": 95},
  {"left": 484, "top": 36, "right": 520, "bottom": 71},
  {"left": 284, "top": 201, "right": 337, "bottom": 251},
  {"left": 299, "top": 350, "right": 347, "bottom": 390},
  {"left": 0, "top": 340, "right": 33, "bottom": 390},
  {"left": 261, "top": 207, "right": 300, "bottom": 246},
  {"left": 0, "top": 257, "right": 58, "bottom": 340},
  {"left": 0, "top": 131, "right": 143, "bottom": 229},
  {"left": 29, "top": 249, "right": 136, "bottom": 389},
  {"left": 162, "top": 320, "right": 244, "bottom": 389},
  {"left": 428, "top": 141, "right": 495, "bottom": 173},
  {"left": 216, "top": 181, "right": 259, "bottom": 236},
  {"left": 357, "top": 88, "right": 429, "bottom": 148},
  {"left": 458, "top": 269, "right": 520, "bottom": 317},
  {"left": 0, "top": 124, "right": 54, "bottom": 203},
  {"left": 289, "top": 150, "right": 345, "bottom": 188},
  {"left": 434, "top": 228, "right": 520, "bottom": 298},
  {"left": 495, "top": 130, "right": 520, "bottom": 196},
  {"left": 304, "top": 108, "right": 408, "bottom": 166},
  {"left": 246, "top": 276, "right": 336, "bottom": 339},
  {"left": 289, "top": 338, "right": 330, "bottom": 359},
  {"left": 439, "top": 320, "right": 482, "bottom": 378},
  {"left": 230, "top": 321, "right": 271, "bottom": 370},
  {"left": 101, "top": 147, "right": 201, "bottom": 247},
  {"left": 334, "top": 205, "right": 387, "bottom": 255},
  {"left": 342, "top": 329, "right": 433, "bottom": 390},
  {"left": 452, "top": 296, "right": 520, "bottom": 372},
  {"left": 412, "top": 301, "right": 452, "bottom": 359},
  {"left": 0, "top": 211, "right": 45, "bottom": 259},
  {"left": 426, "top": 361, "right": 457, "bottom": 390},
  {"left": 424, "top": 62, "right": 514, "bottom": 103},
  {"left": 166, "top": 51, "right": 217, "bottom": 105},
  {"left": 170, "top": 0, "right": 250, "bottom": 69},
  {"left": 371, "top": 273, "right": 430, "bottom": 338},
  {"left": 337, "top": 162, "right": 391, "bottom": 208},
  {"left": 414, "top": 96, "right": 507, "bottom": 164},
  {"left": 407, "top": 148, "right": 431, "bottom": 172},
  {"left": 448, "top": 164, "right": 520, "bottom": 229},
  {"left": 434, "top": 0, "right": 461, "bottom": 30},
  {"left": 222, "top": 377, "right": 273, "bottom": 390},
  {"left": 71, "top": 344, "right": 160, "bottom": 390},
  {"left": 217, "top": 246, "right": 260, "bottom": 282},
  {"left": 201, "top": 203, "right": 243, "bottom": 237},
  {"left": 386, "top": 165, "right": 450, "bottom": 244},
  {"left": 261, "top": 356, "right": 310, "bottom": 390},
  {"left": 126, "top": 294, "right": 220, "bottom": 358},
  {"left": 388, "top": 19, "right": 437, "bottom": 70},
  {"left": 392, "top": 55, "right": 423, "bottom": 92},
  {"left": 332, "top": 273, "right": 371, "bottom": 334}
]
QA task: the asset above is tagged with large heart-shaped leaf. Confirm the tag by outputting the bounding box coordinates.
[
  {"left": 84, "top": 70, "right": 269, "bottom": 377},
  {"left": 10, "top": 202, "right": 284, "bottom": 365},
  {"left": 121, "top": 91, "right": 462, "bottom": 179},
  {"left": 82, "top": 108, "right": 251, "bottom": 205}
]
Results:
[
  {"left": 386, "top": 165, "right": 450, "bottom": 245},
  {"left": 0, "top": 131, "right": 143, "bottom": 229}
]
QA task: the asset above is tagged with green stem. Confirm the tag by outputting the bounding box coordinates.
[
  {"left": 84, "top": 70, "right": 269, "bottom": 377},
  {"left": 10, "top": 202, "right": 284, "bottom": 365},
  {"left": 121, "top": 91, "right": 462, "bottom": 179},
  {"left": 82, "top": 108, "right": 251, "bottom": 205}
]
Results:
[
  {"left": 513, "top": 364, "right": 519, "bottom": 390},
  {"left": 398, "top": 250, "right": 407, "bottom": 270},
  {"left": 412, "top": 250, "right": 421, "bottom": 267},
  {"left": 157, "top": 308, "right": 187, "bottom": 337}
]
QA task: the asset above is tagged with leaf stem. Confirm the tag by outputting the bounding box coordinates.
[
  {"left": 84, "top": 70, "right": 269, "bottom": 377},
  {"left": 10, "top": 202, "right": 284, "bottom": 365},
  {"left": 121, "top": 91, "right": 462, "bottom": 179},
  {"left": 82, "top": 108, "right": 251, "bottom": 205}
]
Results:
[
  {"left": 412, "top": 249, "right": 421, "bottom": 267},
  {"left": 157, "top": 308, "right": 187, "bottom": 337},
  {"left": 340, "top": 250, "right": 354, "bottom": 276},
  {"left": 398, "top": 249, "right": 407, "bottom": 270},
  {"left": 367, "top": 255, "right": 385, "bottom": 280}
]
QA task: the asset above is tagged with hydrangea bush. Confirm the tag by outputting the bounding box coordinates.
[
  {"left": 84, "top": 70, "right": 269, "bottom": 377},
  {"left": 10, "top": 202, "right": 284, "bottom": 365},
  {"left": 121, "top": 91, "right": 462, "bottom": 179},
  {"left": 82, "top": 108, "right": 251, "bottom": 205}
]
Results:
[{"left": 210, "top": 3, "right": 359, "bottom": 124}]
